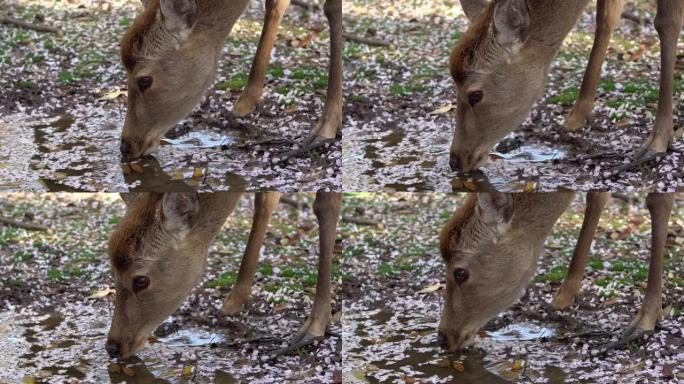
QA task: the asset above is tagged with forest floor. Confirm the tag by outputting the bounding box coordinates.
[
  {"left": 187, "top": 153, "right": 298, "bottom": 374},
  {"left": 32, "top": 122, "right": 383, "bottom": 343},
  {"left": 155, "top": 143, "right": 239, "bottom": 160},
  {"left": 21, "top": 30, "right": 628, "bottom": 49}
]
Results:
[
  {"left": 0, "top": 0, "right": 340, "bottom": 192},
  {"left": 341, "top": 193, "right": 684, "bottom": 383},
  {"left": 0, "top": 193, "right": 342, "bottom": 383},
  {"left": 342, "top": 0, "right": 684, "bottom": 192}
]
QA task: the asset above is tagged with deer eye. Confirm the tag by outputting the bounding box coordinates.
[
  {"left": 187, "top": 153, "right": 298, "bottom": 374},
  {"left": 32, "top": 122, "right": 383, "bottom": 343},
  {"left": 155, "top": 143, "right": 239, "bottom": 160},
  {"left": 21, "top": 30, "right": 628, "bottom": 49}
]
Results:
[
  {"left": 467, "top": 91, "right": 483, "bottom": 106},
  {"left": 453, "top": 268, "right": 469, "bottom": 284},
  {"left": 132, "top": 276, "right": 150, "bottom": 292},
  {"left": 136, "top": 76, "right": 153, "bottom": 92}
]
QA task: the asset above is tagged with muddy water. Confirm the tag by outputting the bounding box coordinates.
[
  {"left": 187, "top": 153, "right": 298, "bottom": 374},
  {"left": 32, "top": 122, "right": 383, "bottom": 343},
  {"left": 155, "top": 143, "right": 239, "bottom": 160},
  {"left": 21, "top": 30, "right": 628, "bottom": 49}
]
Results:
[
  {"left": 343, "top": 303, "right": 573, "bottom": 384},
  {"left": 0, "top": 305, "right": 236, "bottom": 383},
  {"left": 342, "top": 118, "right": 576, "bottom": 192},
  {"left": 0, "top": 110, "right": 325, "bottom": 192}
]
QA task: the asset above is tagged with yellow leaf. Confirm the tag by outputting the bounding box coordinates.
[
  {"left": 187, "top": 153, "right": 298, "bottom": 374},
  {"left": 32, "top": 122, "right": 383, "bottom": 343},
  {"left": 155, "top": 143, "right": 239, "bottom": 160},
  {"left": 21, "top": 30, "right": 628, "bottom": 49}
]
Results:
[
  {"left": 523, "top": 182, "right": 537, "bottom": 193},
  {"left": 181, "top": 365, "right": 194, "bottom": 377},
  {"left": 98, "top": 89, "right": 127, "bottom": 101},
  {"left": 430, "top": 104, "right": 455, "bottom": 115},
  {"left": 417, "top": 283, "right": 445, "bottom": 294},
  {"left": 88, "top": 287, "right": 115, "bottom": 299},
  {"left": 512, "top": 359, "right": 525, "bottom": 371}
]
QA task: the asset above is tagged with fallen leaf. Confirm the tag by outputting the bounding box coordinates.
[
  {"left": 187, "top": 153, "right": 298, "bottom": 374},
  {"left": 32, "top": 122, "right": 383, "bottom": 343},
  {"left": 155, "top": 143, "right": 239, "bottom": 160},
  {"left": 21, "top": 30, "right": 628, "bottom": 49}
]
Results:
[
  {"left": 417, "top": 283, "right": 445, "bottom": 294},
  {"left": 130, "top": 163, "right": 144, "bottom": 173},
  {"left": 107, "top": 363, "right": 121, "bottom": 373},
  {"left": 121, "top": 366, "right": 135, "bottom": 377},
  {"left": 181, "top": 365, "right": 194, "bottom": 377},
  {"left": 88, "top": 287, "right": 115, "bottom": 299},
  {"left": 429, "top": 104, "right": 455, "bottom": 115},
  {"left": 511, "top": 359, "right": 525, "bottom": 371},
  {"left": 98, "top": 89, "right": 127, "bottom": 101},
  {"left": 452, "top": 361, "right": 465, "bottom": 373},
  {"left": 400, "top": 374, "right": 416, "bottom": 384},
  {"left": 97, "top": 89, "right": 128, "bottom": 101}
]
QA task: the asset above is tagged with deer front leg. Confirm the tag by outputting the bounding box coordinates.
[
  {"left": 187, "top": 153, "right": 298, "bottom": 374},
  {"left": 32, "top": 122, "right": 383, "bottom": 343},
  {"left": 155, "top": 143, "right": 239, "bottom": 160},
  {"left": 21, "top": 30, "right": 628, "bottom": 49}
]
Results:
[
  {"left": 634, "top": 0, "right": 683, "bottom": 160},
  {"left": 552, "top": 192, "right": 610, "bottom": 309},
  {"left": 233, "top": 0, "right": 291, "bottom": 117},
  {"left": 221, "top": 192, "right": 281, "bottom": 315},
  {"left": 273, "top": 191, "right": 341, "bottom": 356},
  {"left": 281, "top": 0, "right": 342, "bottom": 160},
  {"left": 602, "top": 193, "right": 674, "bottom": 352},
  {"left": 564, "top": 0, "right": 624, "bottom": 131}
]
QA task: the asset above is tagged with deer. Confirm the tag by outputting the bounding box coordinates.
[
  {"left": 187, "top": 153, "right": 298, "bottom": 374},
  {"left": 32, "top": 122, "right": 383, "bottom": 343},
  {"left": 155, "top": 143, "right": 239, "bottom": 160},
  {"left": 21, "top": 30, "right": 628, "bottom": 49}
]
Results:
[
  {"left": 437, "top": 192, "right": 675, "bottom": 353},
  {"left": 118, "top": 0, "right": 342, "bottom": 161},
  {"left": 448, "top": 0, "right": 683, "bottom": 173},
  {"left": 104, "top": 191, "right": 342, "bottom": 359}
]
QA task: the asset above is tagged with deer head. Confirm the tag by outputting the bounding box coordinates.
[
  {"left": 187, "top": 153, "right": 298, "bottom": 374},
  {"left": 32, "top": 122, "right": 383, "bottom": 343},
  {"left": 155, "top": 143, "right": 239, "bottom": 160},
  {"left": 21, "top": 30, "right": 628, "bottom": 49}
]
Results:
[
  {"left": 105, "top": 193, "right": 207, "bottom": 358},
  {"left": 119, "top": 0, "right": 221, "bottom": 159},
  {"left": 449, "top": 0, "right": 543, "bottom": 172},
  {"left": 436, "top": 193, "right": 536, "bottom": 351}
]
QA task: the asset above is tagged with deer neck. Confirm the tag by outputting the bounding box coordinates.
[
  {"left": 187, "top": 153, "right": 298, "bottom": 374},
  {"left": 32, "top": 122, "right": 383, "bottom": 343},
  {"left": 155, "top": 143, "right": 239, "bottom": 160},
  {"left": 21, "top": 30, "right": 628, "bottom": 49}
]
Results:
[
  {"left": 188, "top": 0, "right": 251, "bottom": 48},
  {"left": 506, "top": 193, "right": 576, "bottom": 257},
  {"left": 522, "top": 0, "right": 591, "bottom": 68},
  {"left": 186, "top": 193, "right": 242, "bottom": 251}
]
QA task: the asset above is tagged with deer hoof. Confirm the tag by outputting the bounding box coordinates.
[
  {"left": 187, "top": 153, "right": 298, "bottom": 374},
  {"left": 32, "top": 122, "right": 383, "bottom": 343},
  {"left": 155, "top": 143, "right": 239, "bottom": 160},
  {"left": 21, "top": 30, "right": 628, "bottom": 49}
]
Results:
[
  {"left": 563, "top": 107, "right": 590, "bottom": 131},
  {"left": 232, "top": 95, "right": 258, "bottom": 117},
  {"left": 220, "top": 294, "right": 248, "bottom": 316}
]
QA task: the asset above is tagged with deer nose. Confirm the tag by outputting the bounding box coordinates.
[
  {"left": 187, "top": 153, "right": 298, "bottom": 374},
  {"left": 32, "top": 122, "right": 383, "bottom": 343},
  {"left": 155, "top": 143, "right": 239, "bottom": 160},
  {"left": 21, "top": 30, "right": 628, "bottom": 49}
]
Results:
[
  {"left": 449, "top": 154, "right": 462, "bottom": 172},
  {"left": 437, "top": 331, "right": 449, "bottom": 350},
  {"left": 105, "top": 340, "right": 121, "bottom": 358},
  {"left": 120, "top": 139, "right": 132, "bottom": 158}
]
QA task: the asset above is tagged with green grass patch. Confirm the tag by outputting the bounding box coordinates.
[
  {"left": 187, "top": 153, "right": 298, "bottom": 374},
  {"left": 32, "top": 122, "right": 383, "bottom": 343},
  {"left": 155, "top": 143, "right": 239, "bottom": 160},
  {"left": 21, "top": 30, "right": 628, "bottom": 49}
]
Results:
[{"left": 535, "top": 265, "right": 567, "bottom": 283}]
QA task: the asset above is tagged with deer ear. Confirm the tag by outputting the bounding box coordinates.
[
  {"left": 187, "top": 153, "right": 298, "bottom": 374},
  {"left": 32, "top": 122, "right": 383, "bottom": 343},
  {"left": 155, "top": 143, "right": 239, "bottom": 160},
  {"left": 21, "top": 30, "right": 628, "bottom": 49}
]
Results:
[
  {"left": 492, "top": 0, "right": 530, "bottom": 48},
  {"left": 140, "top": 0, "right": 151, "bottom": 9},
  {"left": 159, "top": 0, "right": 198, "bottom": 35},
  {"left": 161, "top": 193, "right": 200, "bottom": 233},
  {"left": 476, "top": 192, "right": 514, "bottom": 230},
  {"left": 461, "top": 0, "right": 490, "bottom": 21}
]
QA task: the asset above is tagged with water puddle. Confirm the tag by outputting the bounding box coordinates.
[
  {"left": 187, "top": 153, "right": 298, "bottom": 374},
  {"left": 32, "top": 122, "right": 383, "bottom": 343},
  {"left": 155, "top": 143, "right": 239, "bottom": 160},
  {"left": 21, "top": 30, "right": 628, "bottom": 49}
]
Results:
[
  {"left": 0, "top": 109, "right": 337, "bottom": 191},
  {"left": 485, "top": 323, "right": 556, "bottom": 342},
  {"left": 342, "top": 117, "right": 579, "bottom": 191},
  {"left": 0, "top": 305, "right": 247, "bottom": 383},
  {"left": 345, "top": 298, "right": 569, "bottom": 384},
  {"left": 161, "top": 133, "right": 234, "bottom": 150}
]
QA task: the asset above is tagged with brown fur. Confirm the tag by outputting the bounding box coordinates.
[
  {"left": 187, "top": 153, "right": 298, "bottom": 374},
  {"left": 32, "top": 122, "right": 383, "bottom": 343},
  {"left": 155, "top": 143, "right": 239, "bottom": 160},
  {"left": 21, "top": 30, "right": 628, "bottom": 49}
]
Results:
[
  {"left": 449, "top": 2, "right": 495, "bottom": 85},
  {"left": 439, "top": 194, "right": 477, "bottom": 261},
  {"left": 108, "top": 193, "right": 163, "bottom": 272},
  {"left": 121, "top": 0, "right": 161, "bottom": 71}
]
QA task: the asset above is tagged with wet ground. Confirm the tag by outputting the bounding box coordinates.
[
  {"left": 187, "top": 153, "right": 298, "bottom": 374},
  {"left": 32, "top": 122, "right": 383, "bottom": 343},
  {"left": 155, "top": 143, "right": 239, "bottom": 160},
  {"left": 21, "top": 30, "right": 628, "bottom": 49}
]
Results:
[
  {"left": 0, "top": 0, "right": 340, "bottom": 192},
  {"left": 340, "top": 193, "right": 684, "bottom": 383},
  {"left": 0, "top": 194, "right": 341, "bottom": 383},
  {"left": 343, "top": 0, "right": 684, "bottom": 192}
]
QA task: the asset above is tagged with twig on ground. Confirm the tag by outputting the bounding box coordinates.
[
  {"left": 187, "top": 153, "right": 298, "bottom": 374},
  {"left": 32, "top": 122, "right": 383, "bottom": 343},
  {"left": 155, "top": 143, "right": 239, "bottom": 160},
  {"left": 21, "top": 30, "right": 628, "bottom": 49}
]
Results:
[
  {"left": 0, "top": 17, "right": 59, "bottom": 33},
  {"left": 280, "top": 196, "right": 310, "bottom": 210},
  {"left": 343, "top": 32, "right": 392, "bottom": 47},
  {"left": 0, "top": 216, "right": 49, "bottom": 231},
  {"left": 291, "top": 0, "right": 320, "bottom": 11},
  {"left": 342, "top": 215, "right": 382, "bottom": 227}
]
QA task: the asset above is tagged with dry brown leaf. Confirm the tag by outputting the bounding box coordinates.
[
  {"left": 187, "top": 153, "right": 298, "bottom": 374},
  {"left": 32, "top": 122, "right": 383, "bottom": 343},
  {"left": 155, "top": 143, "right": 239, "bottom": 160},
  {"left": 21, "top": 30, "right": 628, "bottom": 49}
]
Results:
[
  {"left": 121, "top": 366, "right": 135, "bottom": 377},
  {"left": 452, "top": 361, "right": 465, "bottom": 373}
]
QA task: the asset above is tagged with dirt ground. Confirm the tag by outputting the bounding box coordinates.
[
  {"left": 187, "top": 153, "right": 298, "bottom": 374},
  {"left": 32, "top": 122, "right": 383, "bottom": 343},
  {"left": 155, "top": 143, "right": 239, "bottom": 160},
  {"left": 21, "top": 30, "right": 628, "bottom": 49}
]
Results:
[
  {"left": 341, "top": 193, "right": 684, "bottom": 383},
  {"left": 0, "top": 193, "right": 342, "bottom": 383},
  {"left": 0, "top": 0, "right": 340, "bottom": 192},
  {"left": 342, "top": 0, "right": 684, "bottom": 192}
]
